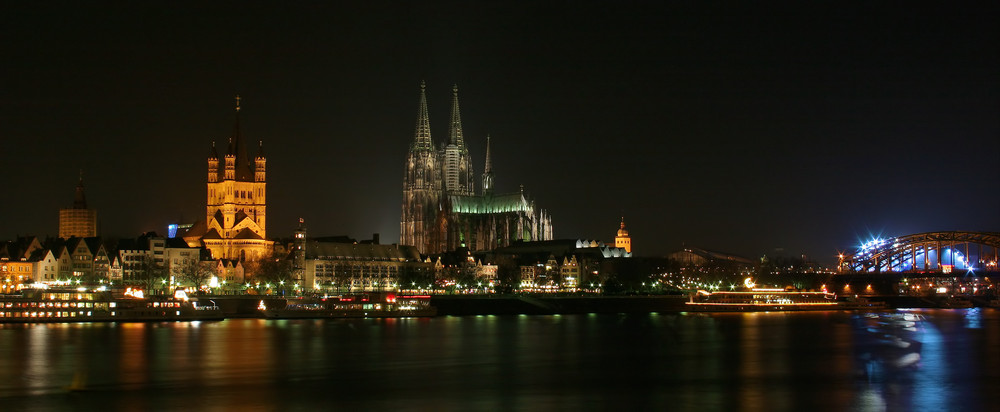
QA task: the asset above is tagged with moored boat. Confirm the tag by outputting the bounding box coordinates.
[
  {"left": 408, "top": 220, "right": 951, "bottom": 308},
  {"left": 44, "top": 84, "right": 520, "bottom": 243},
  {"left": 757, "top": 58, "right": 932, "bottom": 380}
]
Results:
[
  {"left": 0, "top": 287, "right": 224, "bottom": 323},
  {"left": 686, "top": 287, "right": 886, "bottom": 312},
  {"left": 262, "top": 292, "right": 436, "bottom": 319}
]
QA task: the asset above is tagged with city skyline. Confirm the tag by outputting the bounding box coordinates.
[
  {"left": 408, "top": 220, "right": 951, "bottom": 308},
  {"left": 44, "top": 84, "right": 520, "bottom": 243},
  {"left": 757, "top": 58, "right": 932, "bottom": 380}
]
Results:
[{"left": 1, "top": 3, "right": 997, "bottom": 263}]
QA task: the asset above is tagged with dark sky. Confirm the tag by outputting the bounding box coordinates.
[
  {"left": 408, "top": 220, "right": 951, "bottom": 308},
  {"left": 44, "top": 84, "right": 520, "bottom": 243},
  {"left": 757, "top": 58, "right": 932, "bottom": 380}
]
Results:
[{"left": 1, "top": 2, "right": 997, "bottom": 263}]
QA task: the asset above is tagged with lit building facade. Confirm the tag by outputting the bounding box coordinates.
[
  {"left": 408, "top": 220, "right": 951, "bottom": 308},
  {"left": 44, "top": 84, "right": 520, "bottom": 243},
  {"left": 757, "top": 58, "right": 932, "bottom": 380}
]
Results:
[
  {"left": 200, "top": 97, "right": 273, "bottom": 261},
  {"left": 615, "top": 217, "right": 632, "bottom": 253},
  {"left": 401, "top": 83, "right": 553, "bottom": 254},
  {"left": 291, "top": 220, "right": 428, "bottom": 292},
  {"left": 58, "top": 175, "right": 97, "bottom": 239}
]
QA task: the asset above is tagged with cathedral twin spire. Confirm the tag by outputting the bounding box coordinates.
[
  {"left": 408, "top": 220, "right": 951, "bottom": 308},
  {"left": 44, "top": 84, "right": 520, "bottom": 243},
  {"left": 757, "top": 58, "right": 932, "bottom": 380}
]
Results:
[
  {"left": 402, "top": 83, "right": 554, "bottom": 253},
  {"left": 409, "top": 82, "right": 486, "bottom": 196},
  {"left": 412, "top": 82, "right": 434, "bottom": 152},
  {"left": 448, "top": 84, "right": 466, "bottom": 151}
]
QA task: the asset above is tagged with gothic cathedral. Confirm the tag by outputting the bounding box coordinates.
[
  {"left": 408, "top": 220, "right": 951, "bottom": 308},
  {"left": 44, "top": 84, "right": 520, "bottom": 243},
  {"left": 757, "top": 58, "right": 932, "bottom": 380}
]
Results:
[{"left": 401, "top": 83, "right": 553, "bottom": 254}]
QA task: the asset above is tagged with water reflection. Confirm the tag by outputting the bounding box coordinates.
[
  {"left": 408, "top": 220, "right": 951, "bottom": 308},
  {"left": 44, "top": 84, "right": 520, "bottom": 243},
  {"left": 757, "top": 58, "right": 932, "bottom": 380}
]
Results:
[
  {"left": 850, "top": 309, "right": 1000, "bottom": 410},
  {"left": 0, "top": 311, "right": 996, "bottom": 410}
]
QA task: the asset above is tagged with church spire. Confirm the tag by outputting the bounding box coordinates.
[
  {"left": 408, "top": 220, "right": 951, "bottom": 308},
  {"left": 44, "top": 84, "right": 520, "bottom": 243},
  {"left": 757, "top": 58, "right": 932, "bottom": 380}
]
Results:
[
  {"left": 482, "top": 135, "right": 494, "bottom": 195},
  {"left": 73, "top": 170, "right": 87, "bottom": 209},
  {"left": 484, "top": 135, "right": 493, "bottom": 173},
  {"left": 228, "top": 94, "right": 252, "bottom": 181},
  {"left": 228, "top": 95, "right": 241, "bottom": 155},
  {"left": 449, "top": 84, "right": 466, "bottom": 150},
  {"left": 412, "top": 81, "right": 433, "bottom": 151}
]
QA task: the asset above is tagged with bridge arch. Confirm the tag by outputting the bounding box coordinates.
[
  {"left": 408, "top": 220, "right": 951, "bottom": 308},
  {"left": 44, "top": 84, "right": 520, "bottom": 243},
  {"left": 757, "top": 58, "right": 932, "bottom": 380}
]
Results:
[{"left": 840, "top": 231, "right": 1000, "bottom": 274}]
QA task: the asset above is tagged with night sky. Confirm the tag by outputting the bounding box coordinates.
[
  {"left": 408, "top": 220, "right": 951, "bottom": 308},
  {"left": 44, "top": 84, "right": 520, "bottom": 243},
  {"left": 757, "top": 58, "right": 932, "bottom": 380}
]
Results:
[{"left": 1, "top": 2, "right": 997, "bottom": 263}]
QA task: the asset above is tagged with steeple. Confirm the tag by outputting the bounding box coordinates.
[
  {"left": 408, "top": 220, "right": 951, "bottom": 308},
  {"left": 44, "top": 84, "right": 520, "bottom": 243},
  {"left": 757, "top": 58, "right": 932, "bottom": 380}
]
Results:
[
  {"left": 208, "top": 141, "right": 219, "bottom": 159},
  {"left": 228, "top": 95, "right": 241, "bottom": 155},
  {"left": 449, "top": 84, "right": 466, "bottom": 150},
  {"left": 73, "top": 170, "right": 87, "bottom": 209},
  {"left": 482, "top": 135, "right": 494, "bottom": 195},
  {"left": 228, "top": 94, "right": 253, "bottom": 181},
  {"left": 412, "top": 81, "right": 433, "bottom": 151},
  {"left": 484, "top": 135, "right": 493, "bottom": 173}
]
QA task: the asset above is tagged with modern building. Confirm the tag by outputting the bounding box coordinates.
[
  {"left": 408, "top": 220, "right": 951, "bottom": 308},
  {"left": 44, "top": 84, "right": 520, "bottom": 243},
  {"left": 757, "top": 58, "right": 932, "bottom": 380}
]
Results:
[
  {"left": 401, "top": 83, "right": 553, "bottom": 254},
  {"left": 58, "top": 174, "right": 97, "bottom": 239},
  {"left": 110, "top": 233, "right": 206, "bottom": 290},
  {"left": 185, "top": 97, "right": 273, "bottom": 261}
]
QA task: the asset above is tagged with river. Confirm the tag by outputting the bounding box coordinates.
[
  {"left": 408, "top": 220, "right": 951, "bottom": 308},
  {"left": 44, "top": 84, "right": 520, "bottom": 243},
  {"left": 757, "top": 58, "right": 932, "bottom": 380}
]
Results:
[{"left": 1, "top": 309, "right": 998, "bottom": 410}]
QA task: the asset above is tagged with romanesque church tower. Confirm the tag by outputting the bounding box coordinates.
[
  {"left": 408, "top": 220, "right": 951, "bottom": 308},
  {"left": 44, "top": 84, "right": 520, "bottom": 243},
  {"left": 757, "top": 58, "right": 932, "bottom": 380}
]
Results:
[{"left": 203, "top": 96, "right": 272, "bottom": 261}]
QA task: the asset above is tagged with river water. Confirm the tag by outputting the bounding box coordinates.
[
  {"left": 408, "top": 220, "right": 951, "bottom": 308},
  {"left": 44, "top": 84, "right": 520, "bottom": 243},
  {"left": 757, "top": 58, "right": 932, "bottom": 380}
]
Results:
[{"left": 1, "top": 309, "right": 998, "bottom": 411}]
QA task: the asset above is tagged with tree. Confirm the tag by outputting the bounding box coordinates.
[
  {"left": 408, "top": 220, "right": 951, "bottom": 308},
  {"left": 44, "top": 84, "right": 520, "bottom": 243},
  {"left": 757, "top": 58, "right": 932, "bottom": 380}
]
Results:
[
  {"left": 333, "top": 263, "right": 352, "bottom": 293},
  {"left": 397, "top": 264, "right": 434, "bottom": 293},
  {"left": 245, "top": 257, "right": 293, "bottom": 294},
  {"left": 136, "top": 255, "right": 167, "bottom": 295},
  {"left": 176, "top": 259, "right": 214, "bottom": 290},
  {"left": 494, "top": 258, "right": 521, "bottom": 294}
]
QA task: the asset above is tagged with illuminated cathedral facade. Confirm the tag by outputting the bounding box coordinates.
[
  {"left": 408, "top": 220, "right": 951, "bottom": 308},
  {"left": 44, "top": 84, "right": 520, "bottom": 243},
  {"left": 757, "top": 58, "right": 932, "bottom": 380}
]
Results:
[
  {"left": 401, "top": 83, "right": 553, "bottom": 254},
  {"left": 195, "top": 97, "right": 273, "bottom": 260}
]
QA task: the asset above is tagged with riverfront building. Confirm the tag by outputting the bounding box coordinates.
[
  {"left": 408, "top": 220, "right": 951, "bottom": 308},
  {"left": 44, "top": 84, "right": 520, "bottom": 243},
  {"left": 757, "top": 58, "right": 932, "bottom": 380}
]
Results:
[{"left": 292, "top": 220, "right": 428, "bottom": 292}]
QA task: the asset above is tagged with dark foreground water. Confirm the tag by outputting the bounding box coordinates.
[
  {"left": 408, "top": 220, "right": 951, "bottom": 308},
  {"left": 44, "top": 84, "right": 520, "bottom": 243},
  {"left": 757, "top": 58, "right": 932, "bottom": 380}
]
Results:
[{"left": 1, "top": 309, "right": 999, "bottom": 411}]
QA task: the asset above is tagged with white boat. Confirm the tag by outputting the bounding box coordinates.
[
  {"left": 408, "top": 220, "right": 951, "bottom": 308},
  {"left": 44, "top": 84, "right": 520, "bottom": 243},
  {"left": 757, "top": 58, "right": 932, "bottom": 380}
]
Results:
[
  {"left": 0, "top": 287, "right": 223, "bottom": 323},
  {"left": 686, "top": 287, "right": 886, "bottom": 312}
]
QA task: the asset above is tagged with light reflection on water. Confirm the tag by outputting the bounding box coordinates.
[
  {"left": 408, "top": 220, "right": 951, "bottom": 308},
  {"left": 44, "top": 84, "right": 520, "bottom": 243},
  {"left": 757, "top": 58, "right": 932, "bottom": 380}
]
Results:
[{"left": 0, "top": 310, "right": 998, "bottom": 410}]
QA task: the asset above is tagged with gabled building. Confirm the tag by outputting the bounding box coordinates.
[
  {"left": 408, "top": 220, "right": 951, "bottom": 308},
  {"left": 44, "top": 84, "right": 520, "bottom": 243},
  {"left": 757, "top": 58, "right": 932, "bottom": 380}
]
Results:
[
  {"left": 64, "top": 237, "right": 109, "bottom": 282},
  {"left": 0, "top": 236, "right": 43, "bottom": 260},
  {"left": 488, "top": 239, "right": 631, "bottom": 290},
  {"left": 29, "top": 248, "right": 59, "bottom": 283},
  {"left": 0, "top": 237, "right": 46, "bottom": 289},
  {"left": 215, "top": 259, "right": 245, "bottom": 285},
  {"left": 53, "top": 244, "right": 72, "bottom": 280},
  {"left": 0, "top": 259, "right": 33, "bottom": 292}
]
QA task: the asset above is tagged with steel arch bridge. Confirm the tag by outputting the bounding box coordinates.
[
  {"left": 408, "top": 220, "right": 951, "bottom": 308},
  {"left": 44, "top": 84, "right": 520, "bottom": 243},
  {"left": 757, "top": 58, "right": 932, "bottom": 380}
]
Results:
[{"left": 839, "top": 231, "right": 1000, "bottom": 274}]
